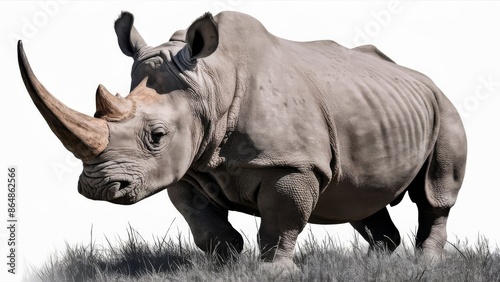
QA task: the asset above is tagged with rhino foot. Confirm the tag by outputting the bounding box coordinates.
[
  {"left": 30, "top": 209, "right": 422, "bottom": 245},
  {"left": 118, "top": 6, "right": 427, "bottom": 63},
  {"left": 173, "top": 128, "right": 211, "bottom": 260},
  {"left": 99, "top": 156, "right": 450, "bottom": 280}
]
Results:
[
  {"left": 416, "top": 248, "right": 445, "bottom": 266},
  {"left": 205, "top": 232, "right": 244, "bottom": 265},
  {"left": 259, "top": 259, "right": 301, "bottom": 279}
]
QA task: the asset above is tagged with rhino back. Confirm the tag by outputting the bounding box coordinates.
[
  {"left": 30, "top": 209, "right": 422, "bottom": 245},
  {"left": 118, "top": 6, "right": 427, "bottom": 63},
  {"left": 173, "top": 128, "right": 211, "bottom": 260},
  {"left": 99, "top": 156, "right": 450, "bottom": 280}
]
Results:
[{"left": 220, "top": 35, "right": 436, "bottom": 175}]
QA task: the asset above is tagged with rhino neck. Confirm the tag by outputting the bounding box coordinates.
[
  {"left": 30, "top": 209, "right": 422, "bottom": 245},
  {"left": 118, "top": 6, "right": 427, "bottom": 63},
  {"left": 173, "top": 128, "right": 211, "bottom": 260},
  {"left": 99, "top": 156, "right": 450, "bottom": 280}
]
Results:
[
  {"left": 191, "top": 11, "right": 276, "bottom": 172},
  {"left": 191, "top": 58, "right": 243, "bottom": 172}
]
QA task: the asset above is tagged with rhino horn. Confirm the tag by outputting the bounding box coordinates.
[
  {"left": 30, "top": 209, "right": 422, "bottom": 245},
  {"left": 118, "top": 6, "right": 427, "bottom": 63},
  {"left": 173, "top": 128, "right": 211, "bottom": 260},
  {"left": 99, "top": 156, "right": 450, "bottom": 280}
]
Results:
[
  {"left": 17, "top": 40, "right": 109, "bottom": 161},
  {"left": 94, "top": 84, "right": 135, "bottom": 121}
]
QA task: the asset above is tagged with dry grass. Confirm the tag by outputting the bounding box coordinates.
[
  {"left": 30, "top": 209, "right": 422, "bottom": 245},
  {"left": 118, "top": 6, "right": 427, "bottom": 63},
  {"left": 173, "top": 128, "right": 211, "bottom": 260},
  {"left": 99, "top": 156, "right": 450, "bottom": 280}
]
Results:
[{"left": 26, "top": 226, "right": 500, "bottom": 282}]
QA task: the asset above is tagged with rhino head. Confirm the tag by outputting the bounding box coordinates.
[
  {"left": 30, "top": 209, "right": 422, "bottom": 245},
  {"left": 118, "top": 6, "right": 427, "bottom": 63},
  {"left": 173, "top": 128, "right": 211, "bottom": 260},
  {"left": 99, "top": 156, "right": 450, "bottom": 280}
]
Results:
[{"left": 18, "top": 12, "right": 219, "bottom": 204}]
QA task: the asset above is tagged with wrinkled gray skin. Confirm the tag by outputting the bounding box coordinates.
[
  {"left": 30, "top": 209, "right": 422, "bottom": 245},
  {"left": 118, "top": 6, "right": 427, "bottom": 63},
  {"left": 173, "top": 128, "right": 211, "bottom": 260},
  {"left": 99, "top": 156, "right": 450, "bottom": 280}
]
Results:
[{"left": 21, "top": 11, "right": 467, "bottom": 268}]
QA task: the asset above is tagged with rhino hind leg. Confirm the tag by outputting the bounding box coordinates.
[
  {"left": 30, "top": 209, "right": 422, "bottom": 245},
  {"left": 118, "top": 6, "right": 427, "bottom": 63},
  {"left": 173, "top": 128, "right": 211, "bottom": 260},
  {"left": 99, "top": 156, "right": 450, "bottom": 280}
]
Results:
[
  {"left": 409, "top": 96, "right": 467, "bottom": 260},
  {"left": 409, "top": 168, "right": 452, "bottom": 261},
  {"left": 408, "top": 155, "right": 460, "bottom": 261},
  {"left": 350, "top": 207, "right": 401, "bottom": 253},
  {"left": 414, "top": 203, "right": 451, "bottom": 261},
  {"left": 167, "top": 182, "right": 243, "bottom": 263}
]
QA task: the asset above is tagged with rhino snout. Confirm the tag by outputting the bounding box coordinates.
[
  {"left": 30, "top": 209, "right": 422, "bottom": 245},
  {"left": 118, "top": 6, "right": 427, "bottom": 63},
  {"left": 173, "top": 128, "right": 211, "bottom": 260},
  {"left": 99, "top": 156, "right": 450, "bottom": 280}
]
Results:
[{"left": 78, "top": 174, "right": 136, "bottom": 204}]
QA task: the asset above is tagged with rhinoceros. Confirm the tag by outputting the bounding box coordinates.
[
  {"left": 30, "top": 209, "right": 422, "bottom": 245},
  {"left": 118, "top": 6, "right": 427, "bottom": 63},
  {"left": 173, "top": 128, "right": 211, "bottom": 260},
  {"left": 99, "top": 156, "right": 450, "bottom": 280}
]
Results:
[{"left": 18, "top": 11, "right": 466, "bottom": 267}]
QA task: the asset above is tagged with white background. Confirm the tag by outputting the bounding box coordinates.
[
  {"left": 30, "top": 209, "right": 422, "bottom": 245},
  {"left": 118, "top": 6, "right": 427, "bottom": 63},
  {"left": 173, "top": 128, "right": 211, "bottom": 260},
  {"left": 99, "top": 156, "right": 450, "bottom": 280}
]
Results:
[{"left": 1, "top": 1, "right": 499, "bottom": 280}]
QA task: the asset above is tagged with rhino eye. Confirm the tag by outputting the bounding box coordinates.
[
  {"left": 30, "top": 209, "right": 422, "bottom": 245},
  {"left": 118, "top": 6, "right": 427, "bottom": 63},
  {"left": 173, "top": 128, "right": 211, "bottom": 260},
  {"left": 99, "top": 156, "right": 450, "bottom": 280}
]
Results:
[
  {"left": 145, "top": 122, "right": 172, "bottom": 151},
  {"left": 145, "top": 120, "right": 175, "bottom": 154},
  {"left": 151, "top": 128, "right": 166, "bottom": 145}
]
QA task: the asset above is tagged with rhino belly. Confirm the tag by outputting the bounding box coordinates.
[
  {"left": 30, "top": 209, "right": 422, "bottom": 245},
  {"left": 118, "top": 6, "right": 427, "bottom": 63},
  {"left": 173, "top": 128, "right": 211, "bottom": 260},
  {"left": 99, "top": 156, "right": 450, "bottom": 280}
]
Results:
[{"left": 309, "top": 172, "right": 415, "bottom": 224}]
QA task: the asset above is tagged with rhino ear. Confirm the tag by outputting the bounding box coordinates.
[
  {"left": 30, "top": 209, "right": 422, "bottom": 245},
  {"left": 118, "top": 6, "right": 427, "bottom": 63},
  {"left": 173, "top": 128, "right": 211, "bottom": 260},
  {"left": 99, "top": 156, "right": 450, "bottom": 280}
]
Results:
[
  {"left": 114, "top": 11, "right": 147, "bottom": 57},
  {"left": 186, "top": 12, "right": 218, "bottom": 60}
]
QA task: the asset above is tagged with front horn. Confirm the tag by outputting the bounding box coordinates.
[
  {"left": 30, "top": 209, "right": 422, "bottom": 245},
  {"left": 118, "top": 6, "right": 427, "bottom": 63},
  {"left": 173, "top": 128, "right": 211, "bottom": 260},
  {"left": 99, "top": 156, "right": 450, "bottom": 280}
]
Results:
[{"left": 17, "top": 40, "right": 109, "bottom": 161}]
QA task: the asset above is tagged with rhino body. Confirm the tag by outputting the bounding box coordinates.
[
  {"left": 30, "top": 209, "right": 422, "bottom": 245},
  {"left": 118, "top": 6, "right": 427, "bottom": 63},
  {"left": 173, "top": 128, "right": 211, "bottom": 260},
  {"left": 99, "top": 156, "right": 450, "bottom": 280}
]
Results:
[{"left": 18, "top": 11, "right": 466, "bottom": 266}]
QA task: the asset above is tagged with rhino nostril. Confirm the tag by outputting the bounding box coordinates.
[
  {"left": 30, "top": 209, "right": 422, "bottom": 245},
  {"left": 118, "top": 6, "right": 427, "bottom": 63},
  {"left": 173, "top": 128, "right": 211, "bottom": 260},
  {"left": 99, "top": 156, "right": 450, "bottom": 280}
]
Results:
[
  {"left": 118, "top": 181, "right": 130, "bottom": 190},
  {"left": 105, "top": 180, "right": 131, "bottom": 200}
]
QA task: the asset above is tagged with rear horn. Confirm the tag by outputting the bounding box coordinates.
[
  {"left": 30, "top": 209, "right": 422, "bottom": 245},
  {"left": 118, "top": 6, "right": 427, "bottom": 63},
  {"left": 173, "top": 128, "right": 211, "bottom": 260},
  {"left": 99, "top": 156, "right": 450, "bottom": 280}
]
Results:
[{"left": 95, "top": 84, "right": 135, "bottom": 122}]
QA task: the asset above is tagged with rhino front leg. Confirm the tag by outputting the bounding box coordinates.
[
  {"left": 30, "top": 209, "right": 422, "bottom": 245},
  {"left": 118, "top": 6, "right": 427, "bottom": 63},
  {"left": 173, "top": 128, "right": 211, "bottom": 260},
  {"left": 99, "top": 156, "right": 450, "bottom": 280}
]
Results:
[
  {"left": 167, "top": 181, "right": 243, "bottom": 262},
  {"left": 257, "top": 169, "right": 320, "bottom": 265}
]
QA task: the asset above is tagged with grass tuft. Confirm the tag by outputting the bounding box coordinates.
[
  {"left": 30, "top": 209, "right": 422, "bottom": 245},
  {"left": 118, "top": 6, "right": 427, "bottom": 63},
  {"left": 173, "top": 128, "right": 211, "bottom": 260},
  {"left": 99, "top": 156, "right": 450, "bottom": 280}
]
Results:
[{"left": 27, "top": 227, "right": 500, "bottom": 282}]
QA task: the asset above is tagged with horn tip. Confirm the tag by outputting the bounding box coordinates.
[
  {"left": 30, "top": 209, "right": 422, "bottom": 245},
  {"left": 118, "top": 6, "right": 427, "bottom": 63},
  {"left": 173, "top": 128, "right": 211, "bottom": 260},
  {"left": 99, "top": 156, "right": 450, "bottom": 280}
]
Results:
[
  {"left": 17, "top": 40, "right": 26, "bottom": 59},
  {"left": 96, "top": 84, "right": 108, "bottom": 95},
  {"left": 17, "top": 40, "right": 25, "bottom": 59}
]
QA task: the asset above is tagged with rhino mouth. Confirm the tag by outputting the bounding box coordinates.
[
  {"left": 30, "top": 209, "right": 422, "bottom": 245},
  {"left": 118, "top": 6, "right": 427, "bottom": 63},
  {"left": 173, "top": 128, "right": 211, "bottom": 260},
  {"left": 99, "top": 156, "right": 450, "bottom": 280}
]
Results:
[
  {"left": 78, "top": 176, "right": 138, "bottom": 205},
  {"left": 104, "top": 180, "right": 131, "bottom": 200}
]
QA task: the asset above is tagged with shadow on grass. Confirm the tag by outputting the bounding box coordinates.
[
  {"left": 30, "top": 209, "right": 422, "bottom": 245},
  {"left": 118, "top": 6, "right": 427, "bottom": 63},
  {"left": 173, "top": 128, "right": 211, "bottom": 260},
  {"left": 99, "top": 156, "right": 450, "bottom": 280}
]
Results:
[{"left": 30, "top": 224, "right": 195, "bottom": 281}]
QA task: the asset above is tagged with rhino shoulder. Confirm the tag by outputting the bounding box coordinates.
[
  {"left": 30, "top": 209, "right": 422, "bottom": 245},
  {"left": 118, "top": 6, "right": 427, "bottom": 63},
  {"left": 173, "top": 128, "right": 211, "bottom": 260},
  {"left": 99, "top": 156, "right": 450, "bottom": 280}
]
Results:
[{"left": 352, "top": 44, "right": 395, "bottom": 63}]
